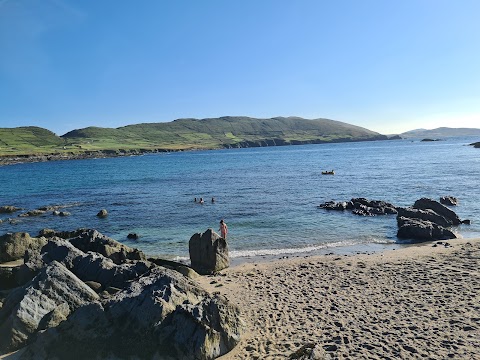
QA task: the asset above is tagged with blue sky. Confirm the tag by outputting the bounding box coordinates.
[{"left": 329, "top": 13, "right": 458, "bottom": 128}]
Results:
[{"left": 1, "top": 0, "right": 479, "bottom": 136}]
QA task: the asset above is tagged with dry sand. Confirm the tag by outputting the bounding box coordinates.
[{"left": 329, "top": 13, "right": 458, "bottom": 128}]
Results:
[{"left": 197, "top": 239, "right": 480, "bottom": 359}]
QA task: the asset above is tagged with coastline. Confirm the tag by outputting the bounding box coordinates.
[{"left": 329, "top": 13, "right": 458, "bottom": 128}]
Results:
[
  {"left": 197, "top": 238, "right": 480, "bottom": 359},
  {"left": 0, "top": 136, "right": 398, "bottom": 167}
]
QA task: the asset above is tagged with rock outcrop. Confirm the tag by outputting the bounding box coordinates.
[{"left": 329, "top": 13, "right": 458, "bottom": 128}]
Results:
[
  {"left": 0, "top": 261, "right": 99, "bottom": 353},
  {"left": 318, "top": 197, "right": 466, "bottom": 243},
  {"left": 0, "top": 227, "right": 245, "bottom": 359},
  {"left": 18, "top": 267, "right": 245, "bottom": 360},
  {"left": 189, "top": 229, "right": 230, "bottom": 274},
  {"left": 0, "top": 233, "right": 47, "bottom": 263},
  {"left": 68, "top": 229, "right": 146, "bottom": 264},
  {"left": 413, "top": 198, "right": 461, "bottom": 225},
  {"left": 440, "top": 196, "right": 458, "bottom": 206},
  {"left": 318, "top": 198, "right": 397, "bottom": 216},
  {"left": 0, "top": 206, "right": 22, "bottom": 214}
]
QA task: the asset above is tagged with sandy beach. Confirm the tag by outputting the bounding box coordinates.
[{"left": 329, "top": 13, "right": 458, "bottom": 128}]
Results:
[{"left": 197, "top": 239, "right": 480, "bottom": 359}]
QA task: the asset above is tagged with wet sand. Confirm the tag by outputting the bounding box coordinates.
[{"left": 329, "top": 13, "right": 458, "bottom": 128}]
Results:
[{"left": 197, "top": 238, "right": 480, "bottom": 359}]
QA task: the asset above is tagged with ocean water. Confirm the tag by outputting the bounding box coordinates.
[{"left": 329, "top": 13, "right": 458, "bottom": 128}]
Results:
[{"left": 1, "top": 138, "right": 479, "bottom": 261}]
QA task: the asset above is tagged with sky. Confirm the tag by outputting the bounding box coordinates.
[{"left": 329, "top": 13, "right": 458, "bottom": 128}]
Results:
[{"left": 0, "top": 0, "right": 479, "bottom": 136}]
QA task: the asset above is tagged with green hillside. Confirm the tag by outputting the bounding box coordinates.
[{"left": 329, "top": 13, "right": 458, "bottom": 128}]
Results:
[
  {"left": 61, "top": 116, "right": 386, "bottom": 151},
  {"left": 0, "top": 127, "right": 65, "bottom": 155},
  {"left": 401, "top": 127, "right": 480, "bottom": 139},
  {"left": 0, "top": 117, "right": 387, "bottom": 156}
]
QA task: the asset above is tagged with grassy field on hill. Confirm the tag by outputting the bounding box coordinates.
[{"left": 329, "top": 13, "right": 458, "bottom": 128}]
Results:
[{"left": 0, "top": 117, "right": 386, "bottom": 156}]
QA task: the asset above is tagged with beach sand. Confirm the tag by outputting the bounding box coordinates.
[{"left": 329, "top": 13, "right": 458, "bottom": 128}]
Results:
[{"left": 197, "top": 238, "right": 480, "bottom": 359}]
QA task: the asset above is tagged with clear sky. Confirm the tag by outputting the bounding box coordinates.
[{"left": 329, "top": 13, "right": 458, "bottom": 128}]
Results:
[{"left": 1, "top": 0, "right": 479, "bottom": 136}]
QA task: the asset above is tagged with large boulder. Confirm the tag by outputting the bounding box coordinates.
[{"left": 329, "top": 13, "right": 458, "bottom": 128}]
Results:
[
  {"left": 0, "top": 267, "right": 20, "bottom": 290},
  {"left": 0, "top": 233, "right": 47, "bottom": 263},
  {"left": 413, "top": 198, "right": 461, "bottom": 225},
  {"left": 397, "top": 217, "right": 457, "bottom": 242},
  {"left": 0, "top": 261, "right": 99, "bottom": 353},
  {"left": 189, "top": 229, "right": 229, "bottom": 274},
  {"left": 68, "top": 229, "right": 146, "bottom": 264},
  {"left": 397, "top": 207, "right": 453, "bottom": 227},
  {"left": 19, "top": 267, "right": 246, "bottom": 360},
  {"left": 36, "top": 238, "right": 152, "bottom": 291}
]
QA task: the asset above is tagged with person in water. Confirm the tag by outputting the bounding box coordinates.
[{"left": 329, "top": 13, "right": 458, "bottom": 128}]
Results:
[
  {"left": 211, "top": 197, "right": 215, "bottom": 203},
  {"left": 199, "top": 198, "right": 204, "bottom": 204},
  {"left": 219, "top": 219, "right": 228, "bottom": 239}
]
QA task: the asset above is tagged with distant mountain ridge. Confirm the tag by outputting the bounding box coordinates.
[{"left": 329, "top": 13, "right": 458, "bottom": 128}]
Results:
[
  {"left": 400, "top": 127, "right": 480, "bottom": 139},
  {"left": 0, "top": 117, "right": 390, "bottom": 159}
]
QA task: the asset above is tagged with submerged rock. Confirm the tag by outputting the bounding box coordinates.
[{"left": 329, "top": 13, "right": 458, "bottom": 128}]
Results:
[
  {"left": 96, "top": 209, "right": 108, "bottom": 218},
  {"left": 189, "top": 229, "right": 230, "bottom": 274},
  {"left": 0, "top": 206, "right": 22, "bottom": 214}
]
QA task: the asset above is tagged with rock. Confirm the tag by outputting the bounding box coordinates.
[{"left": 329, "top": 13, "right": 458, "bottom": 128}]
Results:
[
  {"left": 0, "top": 267, "right": 18, "bottom": 290},
  {"left": 289, "top": 343, "right": 328, "bottom": 359},
  {"left": 84, "top": 281, "right": 103, "bottom": 293},
  {"left": 38, "top": 228, "right": 87, "bottom": 239},
  {"left": 440, "top": 196, "right": 458, "bottom": 206},
  {"left": 127, "top": 232, "right": 139, "bottom": 239},
  {"left": 413, "top": 198, "right": 461, "bottom": 225},
  {"left": 0, "top": 261, "right": 99, "bottom": 353},
  {"left": 97, "top": 209, "right": 108, "bottom": 218},
  {"left": 397, "top": 217, "right": 457, "bottom": 242},
  {"left": 148, "top": 257, "right": 198, "bottom": 278},
  {"left": 38, "top": 238, "right": 152, "bottom": 290},
  {"left": 318, "top": 198, "right": 397, "bottom": 216},
  {"left": 462, "top": 219, "right": 471, "bottom": 225},
  {"left": 397, "top": 207, "right": 453, "bottom": 227},
  {"left": 52, "top": 211, "right": 70, "bottom": 216},
  {"left": 18, "top": 210, "right": 47, "bottom": 217},
  {"left": 0, "top": 206, "right": 22, "bottom": 214},
  {"left": 189, "top": 229, "right": 230, "bottom": 274},
  {"left": 0, "top": 233, "right": 47, "bottom": 263},
  {"left": 19, "top": 267, "right": 246, "bottom": 360},
  {"left": 68, "top": 229, "right": 146, "bottom": 264}
]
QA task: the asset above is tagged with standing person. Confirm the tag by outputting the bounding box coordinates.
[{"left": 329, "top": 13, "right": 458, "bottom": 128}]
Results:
[{"left": 219, "top": 219, "right": 228, "bottom": 239}]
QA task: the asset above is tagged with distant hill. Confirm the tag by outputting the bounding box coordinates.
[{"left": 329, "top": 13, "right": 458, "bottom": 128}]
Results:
[
  {"left": 0, "top": 126, "right": 65, "bottom": 155},
  {"left": 401, "top": 127, "right": 480, "bottom": 139},
  {"left": 0, "top": 116, "right": 388, "bottom": 159},
  {"left": 61, "top": 116, "right": 387, "bottom": 151}
]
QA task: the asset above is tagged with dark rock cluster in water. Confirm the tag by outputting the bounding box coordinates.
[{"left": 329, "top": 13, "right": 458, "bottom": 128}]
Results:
[
  {"left": 0, "top": 229, "right": 244, "bottom": 359},
  {"left": 318, "top": 196, "right": 470, "bottom": 243}
]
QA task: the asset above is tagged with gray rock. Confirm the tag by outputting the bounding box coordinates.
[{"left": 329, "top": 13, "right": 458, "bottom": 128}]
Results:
[
  {"left": 413, "top": 198, "right": 461, "bottom": 225},
  {"left": 19, "top": 267, "right": 245, "bottom": 360},
  {"left": 38, "top": 238, "right": 152, "bottom": 290},
  {"left": 97, "top": 209, "right": 108, "bottom": 218},
  {"left": 397, "top": 217, "right": 457, "bottom": 242},
  {"left": 38, "top": 228, "right": 87, "bottom": 239},
  {"left": 0, "top": 261, "right": 99, "bottom": 353},
  {"left": 0, "top": 267, "right": 19, "bottom": 290},
  {"left": 0, "top": 233, "right": 47, "bottom": 263},
  {"left": 397, "top": 207, "right": 453, "bottom": 227},
  {"left": 440, "top": 196, "right": 458, "bottom": 206},
  {"left": 0, "top": 206, "right": 22, "bottom": 214},
  {"left": 189, "top": 229, "right": 230, "bottom": 274},
  {"left": 18, "top": 210, "right": 47, "bottom": 217},
  {"left": 68, "top": 229, "right": 146, "bottom": 264}
]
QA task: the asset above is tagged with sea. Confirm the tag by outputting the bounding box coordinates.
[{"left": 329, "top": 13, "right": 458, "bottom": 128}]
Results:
[{"left": 1, "top": 137, "right": 479, "bottom": 263}]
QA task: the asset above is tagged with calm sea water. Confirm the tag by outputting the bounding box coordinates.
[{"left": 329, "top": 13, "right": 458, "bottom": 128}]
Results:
[{"left": 1, "top": 138, "right": 479, "bottom": 260}]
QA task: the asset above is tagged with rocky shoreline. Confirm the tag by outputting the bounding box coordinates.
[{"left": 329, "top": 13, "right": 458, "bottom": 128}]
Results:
[
  {"left": 0, "top": 229, "right": 245, "bottom": 359},
  {"left": 0, "top": 136, "right": 401, "bottom": 167}
]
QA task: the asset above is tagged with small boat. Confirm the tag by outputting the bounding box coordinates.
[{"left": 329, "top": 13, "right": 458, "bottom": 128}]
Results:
[{"left": 321, "top": 170, "right": 335, "bottom": 175}]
